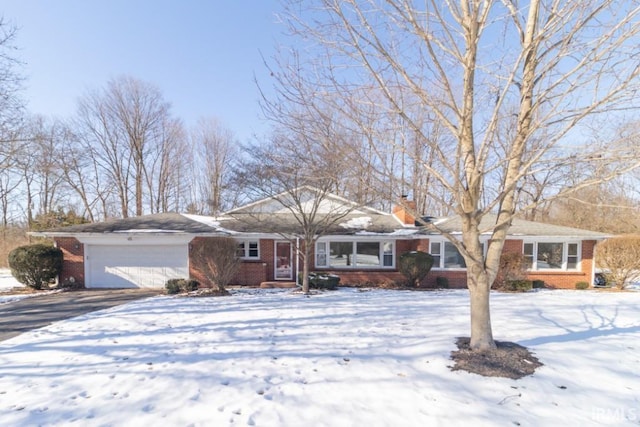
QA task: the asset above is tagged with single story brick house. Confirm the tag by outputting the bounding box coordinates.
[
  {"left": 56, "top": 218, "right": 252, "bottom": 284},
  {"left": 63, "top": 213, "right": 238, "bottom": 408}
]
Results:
[{"left": 34, "top": 189, "right": 608, "bottom": 290}]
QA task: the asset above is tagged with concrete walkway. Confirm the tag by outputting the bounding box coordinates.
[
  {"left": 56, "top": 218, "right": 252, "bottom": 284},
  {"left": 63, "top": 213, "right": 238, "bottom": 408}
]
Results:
[{"left": 0, "top": 289, "right": 161, "bottom": 342}]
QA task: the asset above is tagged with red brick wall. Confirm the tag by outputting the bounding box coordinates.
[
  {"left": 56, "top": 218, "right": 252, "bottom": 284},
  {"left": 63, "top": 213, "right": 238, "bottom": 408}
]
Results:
[
  {"left": 55, "top": 238, "right": 85, "bottom": 288},
  {"left": 503, "top": 239, "right": 523, "bottom": 253},
  {"left": 232, "top": 262, "right": 268, "bottom": 286},
  {"left": 415, "top": 239, "right": 430, "bottom": 252},
  {"left": 233, "top": 239, "right": 300, "bottom": 285},
  {"left": 261, "top": 239, "right": 275, "bottom": 282},
  {"left": 190, "top": 236, "right": 598, "bottom": 289},
  {"left": 329, "top": 270, "right": 405, "bottom": 286},
  {"left": 189, "top": 237, "right": 271, "bottom": 287},
  {"left": 396, "top": 239, "right": 419, "bottom": 253},
  {"left": 422, "top": 271, "right": 468, "bottom": 288}
]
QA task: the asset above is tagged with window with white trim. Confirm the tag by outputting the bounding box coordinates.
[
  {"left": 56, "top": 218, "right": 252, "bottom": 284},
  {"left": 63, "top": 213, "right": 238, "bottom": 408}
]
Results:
[
  {"left": 523, "top": 241, "right": 581, "bottom": 271},
  {"left": 315, "top": 240, "right": 395, "bottom": 268},
  {"left": 430, "top": 240, "right": 467, "bottom": 269},
  {"left": 237, "top": 240, "right": 259, "bottom": 259},
  {"left": 316, "top": 242, "right": 327, "bottom": 267}
]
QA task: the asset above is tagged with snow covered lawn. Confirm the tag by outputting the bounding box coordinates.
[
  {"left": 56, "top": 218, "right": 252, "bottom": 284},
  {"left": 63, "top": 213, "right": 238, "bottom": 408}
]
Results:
[
  {"left": 0, "top": 288, "right": 638, "bottom": 426},
  {"left": 0, "top": 268, "right": 23, "bottom": 291},
  {"left": 0, "top": 268, "right": 30, "bottom": 305}
]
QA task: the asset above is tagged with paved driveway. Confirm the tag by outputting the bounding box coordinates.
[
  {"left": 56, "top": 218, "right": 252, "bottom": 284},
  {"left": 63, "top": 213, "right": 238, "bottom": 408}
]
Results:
[{"left": 0, "top": 289, "right": 162, "bottom": 342}]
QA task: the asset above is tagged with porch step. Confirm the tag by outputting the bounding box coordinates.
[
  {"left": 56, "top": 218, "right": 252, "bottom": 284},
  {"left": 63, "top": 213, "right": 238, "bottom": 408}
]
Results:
[{"left": 259, "top": 281, "right": 298, "bottom": 289}]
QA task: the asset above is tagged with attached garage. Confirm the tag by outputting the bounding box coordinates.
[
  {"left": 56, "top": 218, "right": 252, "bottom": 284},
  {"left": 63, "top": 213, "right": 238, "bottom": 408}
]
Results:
[
  {"left": 35, "top": 213, "right": 220, "bottom": 289},
  {"left": 85, "top": 244, "right": 188, "bottom": 288}
]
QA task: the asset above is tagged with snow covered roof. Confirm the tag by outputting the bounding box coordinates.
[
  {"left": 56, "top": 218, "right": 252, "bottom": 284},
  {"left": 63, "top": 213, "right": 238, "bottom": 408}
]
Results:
[
  {"left": 37, "top": 213, "right": 227, "bottom": 235},
  {"left": 34, "top": 199, "right": 608, "bottom": 241},
  {"left": 214, "top": 212, "right": 405, "bottom": 235}
]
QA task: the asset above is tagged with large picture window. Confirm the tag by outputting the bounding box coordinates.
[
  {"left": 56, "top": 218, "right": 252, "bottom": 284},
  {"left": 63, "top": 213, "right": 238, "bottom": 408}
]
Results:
[
  {"left": 523, "top": 241, "right": 580, "bottom": 271},
  {"left": 428, "top": 239, "right": 580, "bottom": 271},
  {"left": 315, "top": 240, "right": 395, "bottom": 269}
]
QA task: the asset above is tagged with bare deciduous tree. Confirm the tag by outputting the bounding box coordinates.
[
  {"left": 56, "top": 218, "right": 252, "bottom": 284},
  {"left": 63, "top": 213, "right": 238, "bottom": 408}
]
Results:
[
  {"left": 192, "top": 237, "right": 241, "bottom": 292},
  {"left": 75, "top": 76, "right": 176, "bottom": 218},
  {"left": 239, "top": 130, "right": 365, "bottom": 294},
  {"left": 0, "top": 19, "right": 26, "bottom": 228},
  {"left": 278, "top": 0, "right": 640, "bottom": 349},
  {"left": 190, "top": 117, "right": 240, "bottom": 215},
  {"left": 145, "top": 116, "right": 188, "bottom": 214},
  {"left": 59, "top": 131, "right": 103, "bottom": 222},
  {"left": 21, "top": 116, "right": 68, "bottom": 223},
  {"left": 0, "top": 18, "right": 24, "bottom": 135},
  {"left": 596, "top": 236, "right": 640, "bottom": 290},
  {"left": 544, "top": 123, "right": 640, "bottom": 233}
]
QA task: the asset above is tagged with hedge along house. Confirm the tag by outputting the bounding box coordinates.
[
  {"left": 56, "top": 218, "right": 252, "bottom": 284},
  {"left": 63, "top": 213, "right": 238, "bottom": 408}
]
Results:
[{"left": 34, "top": 189, "right": 609, "bottom": 290}]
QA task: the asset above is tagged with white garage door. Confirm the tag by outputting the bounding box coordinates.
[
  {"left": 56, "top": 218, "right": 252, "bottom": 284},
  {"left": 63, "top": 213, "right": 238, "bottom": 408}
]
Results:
[{"left": 87, "top": 244, "right": 189, "bottom": 288}]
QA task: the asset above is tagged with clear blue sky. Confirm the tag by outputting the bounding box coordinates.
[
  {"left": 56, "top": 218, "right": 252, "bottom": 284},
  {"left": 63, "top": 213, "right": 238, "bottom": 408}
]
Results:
[{"left": 2, "top": 0, "right": 286, "bottom": 142}]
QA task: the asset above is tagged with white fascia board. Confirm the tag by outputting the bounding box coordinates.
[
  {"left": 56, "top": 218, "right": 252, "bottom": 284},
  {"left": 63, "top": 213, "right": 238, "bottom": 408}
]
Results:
[
  {"left": 224, "top": 232, "right": 294, "bottom": 240},
  {"left": 316, "top": 234, "right": 416, "bottom": 241},
  {"left": 518, "top": 235, "right": 608, "bottom": 241},
  {"left": 75, "top": 233, "right": 194, "bottom": 245}
]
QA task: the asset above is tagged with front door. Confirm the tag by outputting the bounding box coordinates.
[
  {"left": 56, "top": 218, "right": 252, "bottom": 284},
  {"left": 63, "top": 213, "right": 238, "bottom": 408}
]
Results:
[{"left": 275, "top": 241, "right": 293, "bottom": 280}]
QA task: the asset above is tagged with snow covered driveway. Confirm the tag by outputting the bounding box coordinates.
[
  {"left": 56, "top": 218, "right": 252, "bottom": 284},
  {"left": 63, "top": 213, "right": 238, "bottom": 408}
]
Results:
[{"left": 0, "top": 288, "right": 638, "bottom": 426}]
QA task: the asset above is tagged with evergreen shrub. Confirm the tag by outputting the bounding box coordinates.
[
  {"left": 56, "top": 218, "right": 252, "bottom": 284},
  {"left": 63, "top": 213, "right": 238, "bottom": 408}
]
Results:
[{"left": 8, "top": 244, "right": 63, "bottom": 290}]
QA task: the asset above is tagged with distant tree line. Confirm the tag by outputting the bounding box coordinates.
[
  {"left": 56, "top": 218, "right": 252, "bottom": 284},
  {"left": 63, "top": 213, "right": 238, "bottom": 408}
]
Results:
[{"left": 0, "top": 15, "right": 638, "bottom": 239}]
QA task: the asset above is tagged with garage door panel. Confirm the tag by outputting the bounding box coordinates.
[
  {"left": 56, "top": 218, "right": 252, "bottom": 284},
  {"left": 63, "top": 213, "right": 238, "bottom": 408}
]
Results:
[{"left": 88, "top": 245, "right": 188, "bottom": 288}]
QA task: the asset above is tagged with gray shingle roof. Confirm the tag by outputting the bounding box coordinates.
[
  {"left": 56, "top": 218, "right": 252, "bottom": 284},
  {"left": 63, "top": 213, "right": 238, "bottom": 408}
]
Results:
[
  {"left": 36, "top": 206, "right": 608, "bottom": 240},
  {"left": 216, "top": 212, "right": 405, "bottom": 235},
  {"left": 427, "top": 214, "right": 609, "bottom": 239},
  {"left": 43, "top": 212, "right": 218, "bottom": 234}
]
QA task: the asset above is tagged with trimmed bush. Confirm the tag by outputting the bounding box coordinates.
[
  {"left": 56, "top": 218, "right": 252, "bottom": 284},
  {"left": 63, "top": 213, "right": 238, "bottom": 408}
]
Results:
[
  {"left": 8, "top": 244, "right": 63, "bottom": 290},
  {"left": 506, "top": 280, "right": 533, "bottom": 292},
  {"left": 165, "top": 278, "right": 199, "bottom": 295},
  {"left": 182, "top": 279, "right": 199, "bottom": 292},
  {"left": 165, "top": 279, "right": 181, "bottom": 294},
  {"left": 298, "top": 272, "right": 341, "bottom": 290},
  {"left": 398, "top": 251, "right": 434, "bottom": 287},
  {"left": 436, "top": 276, "right": 449, "bottom": 289},
  {"left": 575, "top": 281, "right": 590, "bottom": 290}
]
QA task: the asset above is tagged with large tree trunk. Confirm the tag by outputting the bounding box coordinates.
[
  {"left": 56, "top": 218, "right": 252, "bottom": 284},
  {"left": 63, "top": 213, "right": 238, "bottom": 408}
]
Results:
[
  {"left": 301, "top": 241, "right": 311, "bottom": 294},
  {"left": 468, "top": 275, "right": 495, "bottom": 351},
  {"left": 135, "top": 163, "right": 143, "bottom": 216}
]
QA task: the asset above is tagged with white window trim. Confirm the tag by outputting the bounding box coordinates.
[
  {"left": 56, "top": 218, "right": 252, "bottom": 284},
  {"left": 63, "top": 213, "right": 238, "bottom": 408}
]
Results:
[
  {"left": 315, "top": 239, "right": 395, "bottom": 269},
  {"left": 429, "top": 239, "right": 465, "bottom": 271},
  {"left": 523, "top": 240, "right": 582, "bottom": 272},
  {"left": 428, "top": 238, "right": 490, "bottom": 271},
  {"left": 237, "top": 239, "right": 260, "bottom": 260}
]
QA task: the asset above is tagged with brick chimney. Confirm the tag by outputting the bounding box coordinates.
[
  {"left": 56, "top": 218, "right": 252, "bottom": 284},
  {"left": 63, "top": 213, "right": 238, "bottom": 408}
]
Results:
[{"left": 392, "top": 195, "right": 416, "bottom": 225}]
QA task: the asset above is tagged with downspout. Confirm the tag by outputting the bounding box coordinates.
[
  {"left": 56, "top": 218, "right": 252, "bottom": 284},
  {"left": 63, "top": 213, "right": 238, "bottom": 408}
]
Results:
[{"left": 296, "top": 236, "right": 300, "bottom": 285}]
